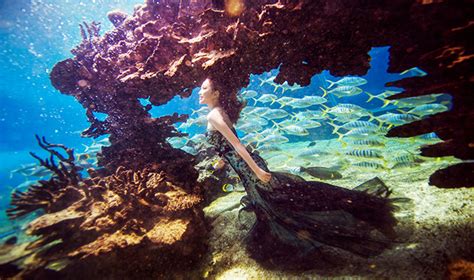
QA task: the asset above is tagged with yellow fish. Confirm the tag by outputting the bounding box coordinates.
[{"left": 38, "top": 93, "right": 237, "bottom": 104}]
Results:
[{"left": 222, "top": 183, "right": 234, "bottom": 192}]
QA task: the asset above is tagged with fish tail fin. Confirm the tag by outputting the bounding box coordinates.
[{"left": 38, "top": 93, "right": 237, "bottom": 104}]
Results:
[
  {"left": 248, "top": 142, "right": 258, "bottom": 153},
  {"left": 273, "top": 84, "right": 280, "bottom": 92},
  {"left": 270, "top": 98, "right": 276, "bottom": 105},
  {"left": 81, "top": 144, "right": 89, "bottom": 152},
  {"left": 339, "top": 159, "right": 351, "bottom": 170},
  {"left": 320, "top": 103, "right": 330, "bottom": 116},
  {"left": 371, "top": 116, "right": 384, "bottom": 126},
  {"left": 365, "top": 91, "right": 379, "bottom": 102},
  {"left": 319, "top": 86, "right": 328, "bottom": 98},
  {"left": 270, "top": 120, "right": 281, "bottom": 132},
  {"left": 279, "top": 102, "right": 286, "bottom": 108},
  {"left": 326, "top": 79, "right": 335, "bottom": 89},
  {"left": 251, "top": 97, "right": 258, "bottom": 106},
  {"left": 327, "top": 121, "right": 340, "bottom": 134},
  {"left": 337, "top": 138, "right": 346, "bottom": 147},
  {"left": 253, "top": 138, "right": 262, "bottom": 149},
  {"left": 258, "top": 77, "right": 265, "bottom": 86},
  {"left": 289, "top": 112, "right": 298, "bottom": 121},
  {"left": 335, "top": 131, "right": 344, "bottom": 141},
  {"left": 397, "top": 108, "right": 408, "bottom": 114},
  {"left": 381, "top": 99, "right": 393, "bottom": 108},
  {"left": 254, "top": 131, "right": 263, "bottom": 141},
  {"left": 377, "top": 120, "right": 384, "bottom": 130}
]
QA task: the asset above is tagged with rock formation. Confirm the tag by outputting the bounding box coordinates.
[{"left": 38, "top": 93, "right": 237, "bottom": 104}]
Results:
[{"left": 49, "top": 0, "right": 473, "bottom": 188}]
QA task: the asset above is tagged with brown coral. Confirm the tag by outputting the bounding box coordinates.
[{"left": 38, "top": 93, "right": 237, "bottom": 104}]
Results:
[
  {"left": 7, "top": 135, "right": 84, "bottom": 219},
  {"left": 3, "top": 138, "right": 206, "bottom": 279},
  {"left": 445, "top": 259, "right": 474, "bottom": 280}
]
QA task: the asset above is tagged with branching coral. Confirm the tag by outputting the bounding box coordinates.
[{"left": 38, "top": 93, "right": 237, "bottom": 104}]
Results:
[
  {"left": 7, "top": 135, "right": 84, "bottom": 219},
  {"left": 3, "top": 137, "right": 206, "bottom": 279}
]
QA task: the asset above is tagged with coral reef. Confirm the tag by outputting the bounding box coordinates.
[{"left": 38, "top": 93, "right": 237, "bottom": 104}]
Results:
[
  {"left": 49, "top": 0, "right": 473, "bottom": 188},
  {"left": 445, "top": 259, "right": 474, "bottom": 280},
  {"left": 7, "top": 135, "right": 84, "bottom": 219},
  {"left": 383, "top": 2, "right": 473, "bottom": 187},
  {"left": 2, "top": 136, "right": 207, "bottom": 279}
]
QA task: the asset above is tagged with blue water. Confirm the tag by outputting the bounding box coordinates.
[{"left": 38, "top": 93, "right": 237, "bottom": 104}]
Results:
[
  {"left": 1, "top": 0, "right": 137, "bottom": 200},
  {"left": 0, "top": 0, "right": 442, "bottom": 229},
  {"left": 1, "top": 2, "right": 470, "bottom": 279}
]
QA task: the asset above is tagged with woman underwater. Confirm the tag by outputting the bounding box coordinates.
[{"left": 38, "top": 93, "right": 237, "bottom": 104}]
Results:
[{"left": 199, "top": 76, "right": 409, "bottom": 266}]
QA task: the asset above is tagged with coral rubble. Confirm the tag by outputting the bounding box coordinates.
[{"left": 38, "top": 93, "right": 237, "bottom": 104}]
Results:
[{"left": 3, "top": 136, "right": 206, "bottom": 278}]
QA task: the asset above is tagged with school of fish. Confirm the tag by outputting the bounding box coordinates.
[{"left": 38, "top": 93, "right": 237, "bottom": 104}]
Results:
[
  {"left": 8, "top": 68, "right": 454, "bottom": 193},
  {"left": 168, "top": 70, "right": 453, "bottom": 183}
]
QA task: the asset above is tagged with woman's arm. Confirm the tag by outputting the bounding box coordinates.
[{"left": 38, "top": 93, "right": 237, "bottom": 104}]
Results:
[{"left": 208, "top": 109, "right": 271, "bottom": 183}]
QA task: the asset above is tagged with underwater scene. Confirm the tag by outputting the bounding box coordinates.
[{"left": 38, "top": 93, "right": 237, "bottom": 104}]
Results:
[{"left": 0, "top": 0, "right": 473, "bottom": 279}]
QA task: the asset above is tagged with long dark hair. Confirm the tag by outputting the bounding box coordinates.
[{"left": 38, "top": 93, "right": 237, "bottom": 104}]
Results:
[{"left": 207, "top": 77, "right": 245, "bottom": 124}]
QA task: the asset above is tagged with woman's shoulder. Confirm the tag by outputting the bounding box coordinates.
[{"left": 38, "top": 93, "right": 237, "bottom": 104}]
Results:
[
  {"left": 208, "top": 107, "right": 229, "bottom": 119},
  {"left": 210, "top": 106, "right": 225, "bottom": 114},
  {"left": 206, "top": 107, "right": 217, "bottom": 121},
  {"left": 207, "top": 107, "right": 235, "bottom": 131}
]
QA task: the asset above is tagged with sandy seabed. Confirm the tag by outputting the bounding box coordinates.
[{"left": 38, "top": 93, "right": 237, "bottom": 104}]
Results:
[{"left": 202, "top": 139, "right": 474, "bottom": 280}]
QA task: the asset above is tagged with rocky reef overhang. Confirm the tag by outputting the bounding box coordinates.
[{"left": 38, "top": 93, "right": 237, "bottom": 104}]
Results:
[{"left": 50, "top": 0, "right": 473, "bottom": 187}]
